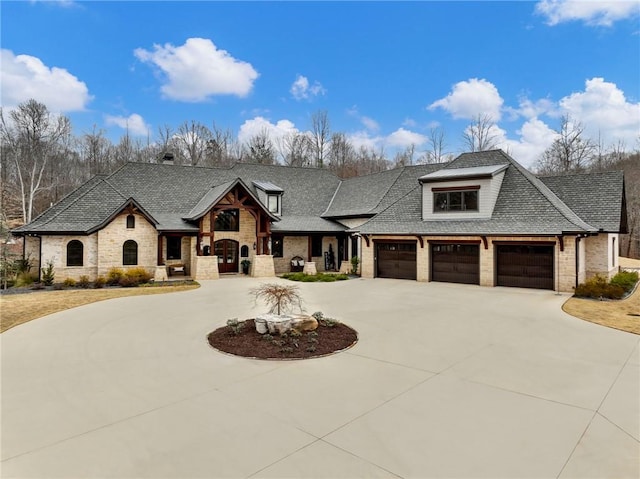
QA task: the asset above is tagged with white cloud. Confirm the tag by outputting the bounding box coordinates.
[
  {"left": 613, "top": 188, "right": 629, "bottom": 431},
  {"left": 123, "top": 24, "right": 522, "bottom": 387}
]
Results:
[
  {"left": 0, "top": 49, "right": 91, "bottom": 112},
  {"left": 429, "top": 78, "right": 504, "bottom": 121},
  {"left": 238, "top": 116, "right": 299, "bottom": 145},
  {"left": 134, "top": 38, "right": 259, "bottom": 102},
  {"left": 104, "top": 113, "right": 150, "bottom": 136},
  {"left": 290, "top": 75, "right": 326, "bottom": 100},
  {"left": 558, "top": 77, "right": 640, "bottom": 145},
  {"left": 360, "top": 116, "right": 380, "bottom": 132},
  {"left": 347, "top": 131, "right": 383, "bottom": 151},
  {"left": 535, "top": 0, "right": 640, "bottom": 26},
  {"left": 508, "top": 96, "right": 557, "bottom": 120},
  {"left": 386, "top": 128, "right": 428, "bottom": 148},
  {"left": 501, "top": 117, "right": 558, "bottom": 168}
]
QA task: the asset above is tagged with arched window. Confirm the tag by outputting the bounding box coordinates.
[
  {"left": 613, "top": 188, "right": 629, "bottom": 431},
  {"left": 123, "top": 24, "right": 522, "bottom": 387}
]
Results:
[
  {"left": 123, "top": 240, "right": 138, "bottom": 265},
  {"left": 126, "top": 214, "right": 135, "bottom": 229},
  {"left": 67, "top": 240, "right": 84, "bottom": 266},
  {"left": 240, "top": 245, "right": 249, "bottom": 258}
]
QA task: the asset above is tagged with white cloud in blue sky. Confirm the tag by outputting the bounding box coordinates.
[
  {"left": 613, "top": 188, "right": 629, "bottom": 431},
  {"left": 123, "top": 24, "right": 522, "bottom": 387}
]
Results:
[
  {"left": 0, "top": 49, "right": 91, "bottom": 112},
  {"left": 536, "top": 0, "right": 640, "bottom": 26},
  {"left": 290, "top": 75, "right": 326, "bottom": 101},
  {"left": 104, "top": 113, "right": 150, "bottom": 137},
  {"left": 134, "top": 38, "right": 259, "bottom": 102},
  {"left": 428, "top": 78, "right": 504, "bottom": 121}
]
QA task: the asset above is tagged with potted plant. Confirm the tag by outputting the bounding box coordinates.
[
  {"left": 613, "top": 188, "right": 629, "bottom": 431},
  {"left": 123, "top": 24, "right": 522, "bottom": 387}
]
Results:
[{"left": 241, "top": 259, "right": 251, "bottom": 275}]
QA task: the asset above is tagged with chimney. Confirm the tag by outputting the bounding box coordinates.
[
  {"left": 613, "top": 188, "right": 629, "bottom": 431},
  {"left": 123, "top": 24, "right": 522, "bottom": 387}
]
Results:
[{"left": 162, "top": 152, "right": 175, "bottom": 165}]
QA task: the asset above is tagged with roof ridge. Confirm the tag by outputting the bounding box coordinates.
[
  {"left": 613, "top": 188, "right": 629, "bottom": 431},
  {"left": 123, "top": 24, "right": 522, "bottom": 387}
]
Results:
[
  {"left": 503, "top": 152, "right": 597, "bottom": 232},
  {"left": 368, "top": 168, "right": 405, "bottom": 214},
  {"left": 321, "top": 180, "right": 343, "bottom": 217}
]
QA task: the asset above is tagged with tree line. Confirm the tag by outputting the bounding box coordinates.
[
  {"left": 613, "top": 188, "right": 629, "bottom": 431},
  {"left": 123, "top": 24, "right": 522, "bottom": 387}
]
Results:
[{"left": 1, "top": 99, "right": 638, "bottom": 257}]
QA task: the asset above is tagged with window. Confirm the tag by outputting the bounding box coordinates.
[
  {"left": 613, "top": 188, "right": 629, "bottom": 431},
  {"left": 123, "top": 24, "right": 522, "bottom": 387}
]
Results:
[
  {"left": 271, "top": 235, "right": 283, "bottom": 257},
  {"left": 433, "top": 188, "right": 479, "bottom": 212},
  {"left": 214, "top": 209, "right": 239, "bottom": 231},
  {"left": 66, "top": 240, "right": 83, "bottom": 266},
  {"left": 126, "top": 214, "right": 135, "bottom": 228},
  {"left": 123, "top": 240, "right": 138, "bottom": 265},
  {"left": 612, "top": 237, "right": 616, "bottom": 266},
  {"left": 267, "top": 194, "right": 281, "bottom": 215},
  {"left": 240, "top": 245, "right": 249, "bottom": 258},
  {"left": 167, "top": 236, "right": 181, "bottom": 260},
  {"left": 311, "top": 236, "right": 322, "bottom": 257}
]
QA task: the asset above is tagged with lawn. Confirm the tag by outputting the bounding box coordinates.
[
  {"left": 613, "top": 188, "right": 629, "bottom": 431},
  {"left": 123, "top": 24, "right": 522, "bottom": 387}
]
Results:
[{"left": 0, "top": 283, "right": 200, "bottom": 333}]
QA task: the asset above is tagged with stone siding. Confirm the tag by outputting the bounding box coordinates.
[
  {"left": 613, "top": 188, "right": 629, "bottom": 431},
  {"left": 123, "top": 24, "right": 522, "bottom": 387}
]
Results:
[
  {"left": 274, "top": 236, "right": 309, "bottom": 274},
  {"left": 584, "top": 233, "right": 618, "bottom": 280},
  {"left": 40, "top": 234, "right": 99, "bottom": 281},
  {"left": 252, "top": 255, "right": 276, "bottom": 277}
]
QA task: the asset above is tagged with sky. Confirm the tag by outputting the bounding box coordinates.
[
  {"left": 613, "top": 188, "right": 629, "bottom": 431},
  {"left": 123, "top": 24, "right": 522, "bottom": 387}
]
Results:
[{"left": 2, "top": 0, "right": 639, "bottom": 168}]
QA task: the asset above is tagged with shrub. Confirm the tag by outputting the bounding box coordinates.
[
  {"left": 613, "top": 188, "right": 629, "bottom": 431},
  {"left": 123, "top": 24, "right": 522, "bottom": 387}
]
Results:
[
  {"left": 119, "top": 268, "right": 152, "bottom": 287},
  {"left": 106, "top": 267, "right": 125, "bottom": 286},
  {"left": 574, "top": 275, "right": 625, "bottom": 300},
  {"left": 281, "top": 272, "right": 349, "bottom": 283},
  {"left": 63, "top": 278, "right": 77, "bottom": 288},
  {"left": 41, "top": 261, "right": 55, "bottom": 286},
  {"left": 94, "top": 276, "right": 106, "bottom": 289},
  {"left": 15, "top": 272, "right": 36, "bottom": 287},
  {"left": 350, "top": 256, "right": 360, "bottom": 275},
  {"left": 226, "top": 318, "right": 243, "bottom": 336},
  {"left": 78, "top": 275, "right": 91, "bottom": 289},
  {"left": 610, "top": 271, "right": 638, "bottom": 293}
]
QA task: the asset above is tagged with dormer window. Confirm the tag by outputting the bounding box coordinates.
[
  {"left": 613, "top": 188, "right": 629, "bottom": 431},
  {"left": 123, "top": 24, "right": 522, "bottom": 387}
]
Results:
[
  {"left": 267, "top": 194, "right": 281, "bottom": 215},
  {"left": 433, "top": 187, "right": 479, "bottom": 213}
]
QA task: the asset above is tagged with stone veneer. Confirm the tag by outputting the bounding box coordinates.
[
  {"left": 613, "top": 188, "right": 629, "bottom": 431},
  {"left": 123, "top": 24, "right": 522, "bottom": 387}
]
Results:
[
  {"left": 272, "top": 235, "right": 339, "bottom": 274},
  {"left": 251, "top": 255, "right": 276, "bottom": 277}
]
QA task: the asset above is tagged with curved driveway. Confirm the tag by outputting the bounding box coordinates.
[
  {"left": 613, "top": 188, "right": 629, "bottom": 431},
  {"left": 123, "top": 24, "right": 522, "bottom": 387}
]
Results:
[{"left": 1, "top": 278, "right": 638, "bottom": 478}]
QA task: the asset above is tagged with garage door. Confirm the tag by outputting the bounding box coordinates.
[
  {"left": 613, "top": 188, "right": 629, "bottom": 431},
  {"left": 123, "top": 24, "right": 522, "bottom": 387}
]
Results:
[
  {"left": 496, "top": 244, "right": 554, "bottom": 290},
  {"left": 376, "top": 242, "right": 417, "bottom": 280},
  {"left": 431, "top": 243, "right": 480, "bottom": 285}
]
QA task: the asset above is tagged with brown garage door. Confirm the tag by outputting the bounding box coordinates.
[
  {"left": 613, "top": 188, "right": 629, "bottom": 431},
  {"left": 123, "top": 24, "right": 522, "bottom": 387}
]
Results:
[
  {"left": 496, "top": 244, "right": 554, "bottom": 290},
  {"left": 376, "top": 242, "right": 417, "bottom": 280},
  {"left": 431, "top": 243, "right": 480, "bottom": 285}
]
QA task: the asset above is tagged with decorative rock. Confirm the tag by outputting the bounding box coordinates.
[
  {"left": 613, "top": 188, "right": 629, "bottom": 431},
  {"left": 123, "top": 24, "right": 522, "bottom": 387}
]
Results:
[
  {"left": 256, "top": 313, "right": 293, "bottom": 335},
  {"left": 291, "top": 315, "right": 319, "bottom": 332}
]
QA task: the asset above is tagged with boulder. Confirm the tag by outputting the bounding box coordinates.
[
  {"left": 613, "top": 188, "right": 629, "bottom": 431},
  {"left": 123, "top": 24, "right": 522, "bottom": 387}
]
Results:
[{"left": 291, "top": 314, "right": 319, "bottom": 332}]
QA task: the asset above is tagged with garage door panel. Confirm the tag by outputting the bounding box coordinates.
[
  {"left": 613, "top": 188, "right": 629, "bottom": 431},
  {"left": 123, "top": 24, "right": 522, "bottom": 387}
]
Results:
[
  {"left": 376, "top": 242, "right": 417, "bottom": 280},
  {"left": 431, "top": 244, "right": 479, "bottom": 285},
  {"left": 496, "top": 245, "right": 554, "bottom": 290}
]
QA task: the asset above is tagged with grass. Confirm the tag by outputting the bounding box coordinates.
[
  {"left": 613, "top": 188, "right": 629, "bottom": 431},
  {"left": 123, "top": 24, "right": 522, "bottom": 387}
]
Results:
[
  {"left": 563, "top": 257, "right": 640, "bottom": 335},
  {"left": 0, "top": 283, "right": 200, "bottom": 333}
]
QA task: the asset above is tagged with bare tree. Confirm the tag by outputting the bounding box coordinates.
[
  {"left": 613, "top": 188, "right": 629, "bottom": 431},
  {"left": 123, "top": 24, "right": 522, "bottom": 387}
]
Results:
[
  {"left": 78, "top": 125, "right": 113, "bottom": 176},
  {"left": 536, "top": 115, "right": 595, "bottom": 174},
  {"left": 393, "top": 144, "right": 416, "bottom": 168},
  {"left": 204, "top": 123, "right": 238, "bottom": 167},
  {"left": 174, "top": 120, "right": 212, "bottom": 166},
  {"left": 327, "top": 132, "right": 355, "bottom": 177},
  {"left": 462, "top": 114, "right": 500, "bottom": 152},
  {"left": 245, "top": 129, "right": 276, "bottom": 165},
  {"left": 423, "top": 127, "right": 447, "bottom": 163},
  {"left": 310, "top": 110, "right": 330, "bottom": 168},
  {"left": 276, "top": 131, "right": 311, "bottom": 167},
  {"left": 0, "top": 100, "right": 72, "bottom": 223}
]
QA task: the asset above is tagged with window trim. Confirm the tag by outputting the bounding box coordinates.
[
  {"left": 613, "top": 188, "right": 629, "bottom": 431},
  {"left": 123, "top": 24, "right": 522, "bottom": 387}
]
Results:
[
  {"left": 66, "top": 240, "right": 84, "bottom": 267},
  {"left": 267, "top": 194, "right": 281, "bottom": 215},
  {"left": 432, "top": 187, "right": 480, "bottom": 213},
  {"left": 123, "top": 240, "right": 138, "bottom": 266}
]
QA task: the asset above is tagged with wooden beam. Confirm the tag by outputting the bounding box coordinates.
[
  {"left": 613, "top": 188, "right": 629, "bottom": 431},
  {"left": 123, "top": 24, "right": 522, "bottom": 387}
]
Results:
[
  {"left": 557, "top": 235, "right": 564, "bottom": 252},
  {"left": 362, "top": 235, "right": 370, "bottom": 247},
  {"left": 415, "top": 236, "right": 424, "bottom": 248},
  {"left": 481, "top": 236, "right": 488, "bottom": 250},
  {"left": 157, "top": 235, "right": 163, "bottom": 265}
]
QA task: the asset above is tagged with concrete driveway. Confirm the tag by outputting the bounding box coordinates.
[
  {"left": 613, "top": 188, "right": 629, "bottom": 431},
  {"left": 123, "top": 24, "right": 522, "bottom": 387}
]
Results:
[{"left": 1, "top": 278, "right": 638, "bottom": 478}]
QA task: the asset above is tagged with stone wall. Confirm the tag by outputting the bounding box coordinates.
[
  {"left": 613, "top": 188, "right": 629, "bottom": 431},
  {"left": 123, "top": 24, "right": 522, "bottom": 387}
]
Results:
[
  {"left": 200, "top": 209, "right": 257, "bottom": 256},
  {"left": 96, "top": 212, "right": 157, "bottom": 278},
  {"left": 252, "top": 255, "right": 276, "bottom": 277},
  {"left": 584, "top": 233, "right": 618, "bottom": 279},
  {"left": 274, "top": 236, "right": 308, "bottom": 274},
  {"left": 39, "top": 233, "right": 99, "bottom": 281},
  {"left": 192, "top": 255, "right": 220, "bottom": 280}
]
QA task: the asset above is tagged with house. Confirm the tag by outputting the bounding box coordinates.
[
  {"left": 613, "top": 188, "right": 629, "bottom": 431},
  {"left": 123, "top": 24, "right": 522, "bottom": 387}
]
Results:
[{"left": 12, "top": 150, "right": 627, "bottom": 292}]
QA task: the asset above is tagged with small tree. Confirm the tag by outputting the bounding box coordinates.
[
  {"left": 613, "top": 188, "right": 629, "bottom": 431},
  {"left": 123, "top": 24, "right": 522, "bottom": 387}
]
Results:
[
  {"left": 41, "top": 261, "right": 55, "bottom": 286},
  {"left": 250, "top": 283, "right": 304, "bottom": 315}
]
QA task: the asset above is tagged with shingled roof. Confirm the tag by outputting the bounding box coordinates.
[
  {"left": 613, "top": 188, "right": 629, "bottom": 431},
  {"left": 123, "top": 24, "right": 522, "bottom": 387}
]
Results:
[
  {"left": 12, "top": 150, "right": 627, "bottom": 238},
  {"left": 356, "top": 150, "right": 625, "bottom": 236}
]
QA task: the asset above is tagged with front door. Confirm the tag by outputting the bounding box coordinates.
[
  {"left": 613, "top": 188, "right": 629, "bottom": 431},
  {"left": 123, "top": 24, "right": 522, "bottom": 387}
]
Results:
[{"left": 214, "top": 240, "right": 239, "bottom": 273}]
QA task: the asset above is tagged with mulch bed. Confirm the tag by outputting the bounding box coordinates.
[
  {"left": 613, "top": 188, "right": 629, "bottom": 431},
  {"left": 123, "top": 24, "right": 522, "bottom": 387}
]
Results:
[{"left": 208, "top": 319, "right": 358, "bottom": 360}]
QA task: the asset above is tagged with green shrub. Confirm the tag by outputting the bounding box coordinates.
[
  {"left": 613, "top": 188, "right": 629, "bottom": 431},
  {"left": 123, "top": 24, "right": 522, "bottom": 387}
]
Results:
[
  {"left": 574, "top": 275, "right": 625, "bottom": 300},
  {"left": 41, "top": 261, "right": 55, "bottom": 286},
  {"left": 63, "top": 277, "right": 77, "bottom": 288},
  {"left": 106, "top": 267, "right": 125, "bottom": 286},
  {"left": 281, "top": 272, "right": 349, "bottom": 283},
  {"left": 610, "top": 271, "right": 638, "bottom": 293},
  {"left": 78, "top": 275, "right": 91, "bottom": 289},
  {"left": 350, "top": 256, "right": 360, "bottom": 275},
  {"left": 93, "top": 276, "right": 106, "bottom": 289}
]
